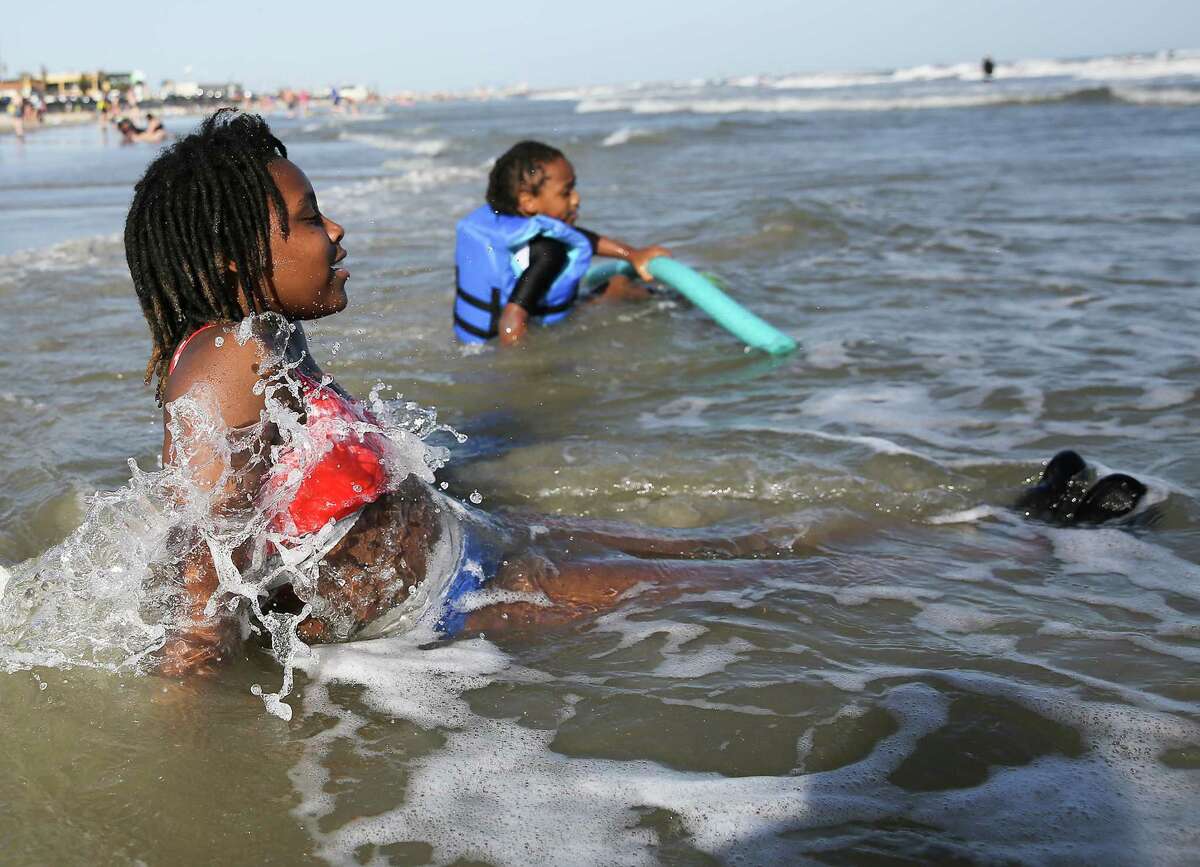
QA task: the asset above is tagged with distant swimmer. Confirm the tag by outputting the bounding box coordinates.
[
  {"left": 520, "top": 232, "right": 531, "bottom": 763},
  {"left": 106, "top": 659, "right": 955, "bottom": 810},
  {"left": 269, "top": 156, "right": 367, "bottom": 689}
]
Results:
[
  {"left": 1014, "top": 449, "right": 1147, "bottom": 526},
  {"left": 115, "top": 116, "right": 167, "bottom": 144},
  {"left": 454, "top": 140, "right": 671, "bottom": 346},
  {"left": 144, "top": 113, "right": 166, "bottom": 140},
  {"left": 982, "top": 56, "right": 996, "bottom": 80}
]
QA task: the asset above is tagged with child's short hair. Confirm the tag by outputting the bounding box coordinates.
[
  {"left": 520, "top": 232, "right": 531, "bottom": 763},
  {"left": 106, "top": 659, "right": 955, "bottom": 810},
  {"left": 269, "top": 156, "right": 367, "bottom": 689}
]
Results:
[
  {"left": 486, "top": 140, "right": 565, "bottom": 215},
  {"left": 124, "top": 109, "right": 287, "bottom": 402}
]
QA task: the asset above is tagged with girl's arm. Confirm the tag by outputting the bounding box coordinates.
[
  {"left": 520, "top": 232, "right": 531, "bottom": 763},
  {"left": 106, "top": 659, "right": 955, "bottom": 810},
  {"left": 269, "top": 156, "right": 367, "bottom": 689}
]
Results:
[{"left": 157, "top": 327, "right": 276, "bottom": 676}]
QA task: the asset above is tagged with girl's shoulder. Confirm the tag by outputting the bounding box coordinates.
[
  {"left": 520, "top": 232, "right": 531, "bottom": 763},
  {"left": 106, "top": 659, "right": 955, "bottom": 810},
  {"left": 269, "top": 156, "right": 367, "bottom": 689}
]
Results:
[{"left": 163, "top": 317, "right": 294, "bottom": 429}]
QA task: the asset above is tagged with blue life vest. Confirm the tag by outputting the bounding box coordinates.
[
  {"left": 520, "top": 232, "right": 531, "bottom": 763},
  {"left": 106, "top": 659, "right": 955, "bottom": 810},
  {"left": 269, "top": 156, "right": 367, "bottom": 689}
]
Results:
[{"left": 453, "top": 205, "right": 594, "bottom": 343}]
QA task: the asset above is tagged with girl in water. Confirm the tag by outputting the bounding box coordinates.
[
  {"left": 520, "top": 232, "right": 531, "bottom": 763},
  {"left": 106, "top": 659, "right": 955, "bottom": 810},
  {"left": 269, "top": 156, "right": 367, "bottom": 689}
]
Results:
[
  {"left": 454, "top": 140, "right": 671, "bottom": 345},
  {"left": 130, "top": 111, "right": 784, "bottom": 677}
]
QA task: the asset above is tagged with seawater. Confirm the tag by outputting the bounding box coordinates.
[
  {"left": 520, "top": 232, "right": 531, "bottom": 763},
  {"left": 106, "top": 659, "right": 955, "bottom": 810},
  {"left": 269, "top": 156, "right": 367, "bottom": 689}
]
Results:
[{"left": 1, "top": 51, "right": 1199, "bottom": 864}]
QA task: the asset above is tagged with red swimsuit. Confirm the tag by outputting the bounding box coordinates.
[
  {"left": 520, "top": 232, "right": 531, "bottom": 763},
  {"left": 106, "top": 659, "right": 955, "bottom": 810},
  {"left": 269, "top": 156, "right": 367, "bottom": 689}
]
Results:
[{"left": 169, "top": 324, "right": 390, "bottom": 536}]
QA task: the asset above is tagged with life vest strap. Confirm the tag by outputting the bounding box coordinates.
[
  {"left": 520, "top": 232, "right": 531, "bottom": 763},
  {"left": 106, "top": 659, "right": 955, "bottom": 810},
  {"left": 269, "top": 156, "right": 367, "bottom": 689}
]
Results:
[
  {"left": 455, "top": 285, "right": 575, "bottom": 319},
  {"left": 455, "top": 284, "right": 501, "bottom": 314},
  {"left": 530, "top": 293, "right": 576, "bottom": 316},
  {"left": 453, "top": 312, "right": 498, "bottom": 339}
]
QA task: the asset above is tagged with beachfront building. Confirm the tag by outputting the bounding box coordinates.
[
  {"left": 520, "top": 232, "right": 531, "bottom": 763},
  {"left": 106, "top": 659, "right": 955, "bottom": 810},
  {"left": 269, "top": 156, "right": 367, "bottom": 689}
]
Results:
[
  {"left": 0, "top": 69, "right": 145, "bottom": 109},
  {"left": 160, "top": 80, "right": 244, "bottom": 104}
]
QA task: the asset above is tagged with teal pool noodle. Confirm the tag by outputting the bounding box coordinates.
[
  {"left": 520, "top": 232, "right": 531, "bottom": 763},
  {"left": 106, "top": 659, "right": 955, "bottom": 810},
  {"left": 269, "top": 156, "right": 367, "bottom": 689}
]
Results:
[{"left": 582, "top": 258, "right": 797, "bottom": 355}]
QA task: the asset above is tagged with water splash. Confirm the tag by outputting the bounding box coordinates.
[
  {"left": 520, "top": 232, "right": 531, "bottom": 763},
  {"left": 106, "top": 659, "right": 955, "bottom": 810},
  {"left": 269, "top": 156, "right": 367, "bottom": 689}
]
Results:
[{"left": 0, "top": 314, "right": 461, "bottom": 719}]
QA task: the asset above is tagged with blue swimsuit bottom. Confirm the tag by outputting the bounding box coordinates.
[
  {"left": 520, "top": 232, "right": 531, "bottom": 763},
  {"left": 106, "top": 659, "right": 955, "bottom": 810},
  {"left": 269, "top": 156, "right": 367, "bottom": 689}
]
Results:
[{"left": 432, "top": 506, "right": 511, "bottom": 637}]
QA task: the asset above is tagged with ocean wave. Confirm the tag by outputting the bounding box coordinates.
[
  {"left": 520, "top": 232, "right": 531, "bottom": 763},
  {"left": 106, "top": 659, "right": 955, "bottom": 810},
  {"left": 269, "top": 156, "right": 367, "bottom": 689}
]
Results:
[
  {"left": 0, "top": 234, "right": 124, "bottom": 280},
  {"left": 337, "top": 131, "right": 449, "bottom": 155},
  {"left": 577, "top": 84, "right": 1199, "bottom": 116},
  {"left": 530, "top": 83, "right": 634, "bottom": 102},
  {"left": 531, "top": 51, "right": 1200, "bottom": 113},
  {"left": 600, "top": 126, "right": 660, "bottom": 147},
  {"left": 1114, "top": 85, "right": 1200, "bottom": 105},
  {"left": 752, "top": 50, "right": 1200, "bottom": 91},
  {"left": 319, "top": 163, "right": 487, "bottom": 215}
]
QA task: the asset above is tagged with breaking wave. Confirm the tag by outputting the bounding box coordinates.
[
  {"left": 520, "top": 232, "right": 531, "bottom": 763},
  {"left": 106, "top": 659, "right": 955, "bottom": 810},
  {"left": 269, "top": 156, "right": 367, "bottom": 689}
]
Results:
[{"left": 577, "top": 84, "right": 1200, "bottom": 115}]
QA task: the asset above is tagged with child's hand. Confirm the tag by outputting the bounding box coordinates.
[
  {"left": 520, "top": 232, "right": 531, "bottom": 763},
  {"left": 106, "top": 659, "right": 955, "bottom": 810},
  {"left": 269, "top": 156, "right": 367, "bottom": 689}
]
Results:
[{"left": 628, "top": 245, "right": 672, "bottom": 282}]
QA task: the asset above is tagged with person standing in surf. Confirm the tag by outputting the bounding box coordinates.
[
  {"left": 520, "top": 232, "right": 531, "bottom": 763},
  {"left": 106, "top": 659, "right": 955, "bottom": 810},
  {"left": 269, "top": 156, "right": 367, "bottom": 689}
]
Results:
[{"left": 453, "top": 140, "right": 672, "bottom": 346}]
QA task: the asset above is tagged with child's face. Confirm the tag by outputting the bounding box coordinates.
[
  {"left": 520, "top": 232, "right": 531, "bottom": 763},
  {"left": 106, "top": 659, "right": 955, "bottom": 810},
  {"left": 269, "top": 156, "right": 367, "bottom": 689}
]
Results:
[
  {"left": 261, "top": 159, "right": 349, "bottom": 320},
  {"left": 517, "top": 157, "right": 579, "bottom": 224}
]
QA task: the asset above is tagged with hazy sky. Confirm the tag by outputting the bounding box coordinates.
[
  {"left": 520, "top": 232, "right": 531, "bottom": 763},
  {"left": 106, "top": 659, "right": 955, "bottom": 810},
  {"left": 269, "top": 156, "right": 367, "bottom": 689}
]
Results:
[{"left": 3, "top": 0, "right": 1197, "bottom": 92}]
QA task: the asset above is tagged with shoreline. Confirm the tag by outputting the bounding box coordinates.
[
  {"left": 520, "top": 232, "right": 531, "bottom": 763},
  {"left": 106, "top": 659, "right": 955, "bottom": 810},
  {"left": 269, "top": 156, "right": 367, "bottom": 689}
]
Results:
[
  {"left": 0, "top": 104, "right": 205, "bottom": 138},
  {"left": 0, "top": 111, "right": 99, "bottom": 138}
]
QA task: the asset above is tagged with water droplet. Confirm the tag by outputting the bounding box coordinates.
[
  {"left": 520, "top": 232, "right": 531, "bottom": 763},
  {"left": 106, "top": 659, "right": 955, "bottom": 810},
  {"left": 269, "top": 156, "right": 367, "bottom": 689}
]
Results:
[
  {"left": 468, "top": 490, "right": 483, "bottom": 504},
  {"left": 439, "top": 481, "right": 449, "bottom": 490},
  {"left": 214, "top": 336, "right": 224, "bottom": 347}
]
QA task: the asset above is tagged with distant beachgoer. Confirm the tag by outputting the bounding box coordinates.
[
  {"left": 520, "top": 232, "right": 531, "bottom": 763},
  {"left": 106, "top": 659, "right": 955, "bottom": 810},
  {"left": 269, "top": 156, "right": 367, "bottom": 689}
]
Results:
[
  {"left": 143, "top": 113, "right": 167, "bottom": 142},
  {"left": 114, "top": 117, "right": 140, "bottom": 143},
  {"left": 982, "top": 56, "right": 996, "bottom": 79},
  {"left": 115, "top": 115, "right": 167, "bottom": 144},
  {"left": 7, "top": 98, "right": 23, "bottom": 139},
  {"left": 1014, "top": 450, "right": 1147, "bottom": 526},
  {"left": 453, "top": 140, "right": 671, "bottom": 346}
]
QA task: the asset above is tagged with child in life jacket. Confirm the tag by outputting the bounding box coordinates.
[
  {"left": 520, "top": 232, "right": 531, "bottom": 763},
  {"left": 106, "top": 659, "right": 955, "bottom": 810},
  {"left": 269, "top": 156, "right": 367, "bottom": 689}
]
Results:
[
  {"left": 453, "top": 140, "right": 671, "bottom": 345},
  {"left": 127, "top": 111, "right": 794, "bottom": 678}
]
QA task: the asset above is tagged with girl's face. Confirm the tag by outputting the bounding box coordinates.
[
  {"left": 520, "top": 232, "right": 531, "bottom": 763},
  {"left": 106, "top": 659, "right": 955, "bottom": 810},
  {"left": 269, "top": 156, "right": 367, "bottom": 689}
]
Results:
[
  {"left": 517, "top": 157, "right": 580, "bottom": 224},
  {"left": 260, "top": 159, "right": 349, "bottom": 319}
]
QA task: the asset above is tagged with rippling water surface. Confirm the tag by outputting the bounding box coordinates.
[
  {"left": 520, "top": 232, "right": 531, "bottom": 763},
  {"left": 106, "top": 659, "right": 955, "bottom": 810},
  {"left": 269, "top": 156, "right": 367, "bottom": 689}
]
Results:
[{"left": 2, "top": 51, "right": 1199, "bottom": 865}]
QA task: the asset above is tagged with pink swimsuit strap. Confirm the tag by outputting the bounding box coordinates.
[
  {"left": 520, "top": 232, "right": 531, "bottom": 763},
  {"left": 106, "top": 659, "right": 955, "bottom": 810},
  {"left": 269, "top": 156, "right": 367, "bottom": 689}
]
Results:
[
  {"left": 167, "top": 323, "right": 222, "bottom": 375},
  {"left": 168, "top": 325, "right": 346, "bottom": 409}
]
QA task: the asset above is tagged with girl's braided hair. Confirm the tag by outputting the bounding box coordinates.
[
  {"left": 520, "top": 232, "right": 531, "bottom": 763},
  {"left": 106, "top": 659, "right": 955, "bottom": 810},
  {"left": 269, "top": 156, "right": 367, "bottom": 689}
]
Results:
[{"left": 124, "top": 108, "right": 288, "bottom": 403}]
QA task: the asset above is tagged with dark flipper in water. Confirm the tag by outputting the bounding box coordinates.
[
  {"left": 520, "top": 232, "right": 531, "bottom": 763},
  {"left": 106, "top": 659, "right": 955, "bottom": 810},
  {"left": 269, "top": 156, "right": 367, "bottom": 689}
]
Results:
[
  {"left": 1014, "top": 450, "right": 1147, "bottom": 526},
  {"left": 1072, "top": 473, "right": 1147, "bottom": 525},
  {"left": 1014, "top": 449, "right": 1087, "bottom": 523}
]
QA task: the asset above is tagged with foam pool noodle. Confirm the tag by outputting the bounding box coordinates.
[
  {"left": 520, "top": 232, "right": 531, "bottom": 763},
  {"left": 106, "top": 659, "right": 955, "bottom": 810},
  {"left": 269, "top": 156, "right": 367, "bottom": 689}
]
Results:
[{"left": 583, "top": 257, "right": 796, "bottom": 355}]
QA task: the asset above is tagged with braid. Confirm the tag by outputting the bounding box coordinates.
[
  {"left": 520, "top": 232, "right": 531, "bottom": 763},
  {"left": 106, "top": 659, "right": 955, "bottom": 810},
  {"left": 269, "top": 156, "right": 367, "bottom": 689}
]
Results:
[
  {"left": 486, "top": 140, "right": 565, "bottom": 215},
  {"left": 123, "top": 108, "right": 289, "bottom": 403}
]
